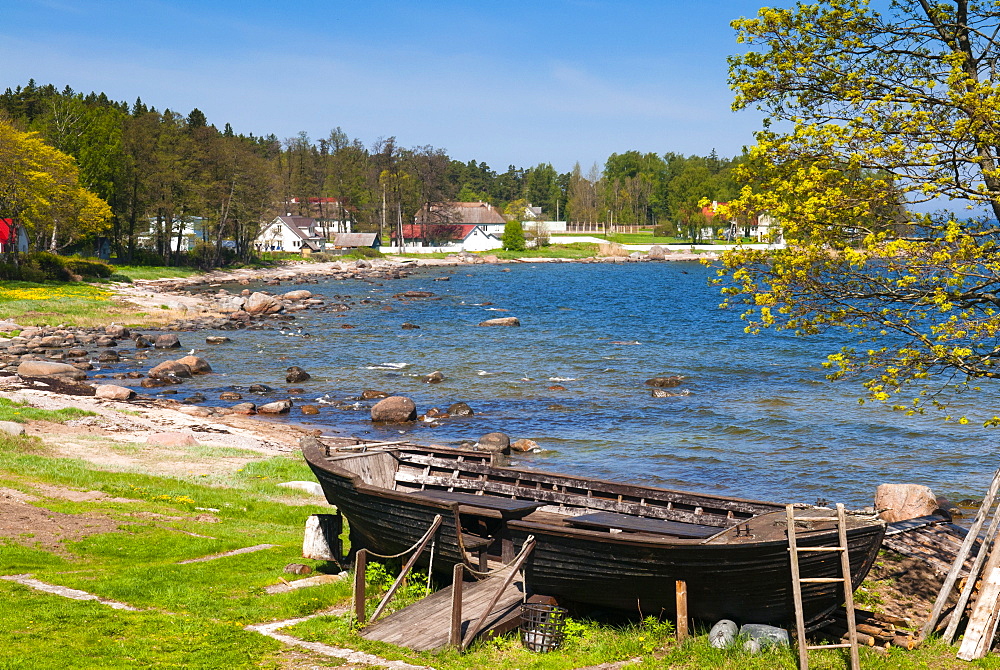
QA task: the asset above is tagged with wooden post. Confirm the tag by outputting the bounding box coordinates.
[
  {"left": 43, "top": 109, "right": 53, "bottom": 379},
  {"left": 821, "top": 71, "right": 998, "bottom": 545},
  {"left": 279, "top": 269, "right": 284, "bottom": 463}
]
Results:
[
  {"left": 924, "top": 467, "right": 1000, "bottom": 639},
  {"left": 675, "top": 580, "right": 688, "bottom": 641},
  {"left": 945, "top": 506, "right": 1000, "bottom": 643},
  {"left": 462, "top": 538, "right": 536, "bottom": 650},
  {"left": 302, "top": 513, "right": 342, "bottom": 562},
  {"left": 450, "top": 562, "right": 464, "bottom": 647},
  {"left": 958, "top": 565, "right": 1000, "bottom": 660},
  {"left": 369, "top": 515, "right": 442, "bottom": 622},
  {"left": 353, "top": 549, "right": 367, "bottom": 625}
]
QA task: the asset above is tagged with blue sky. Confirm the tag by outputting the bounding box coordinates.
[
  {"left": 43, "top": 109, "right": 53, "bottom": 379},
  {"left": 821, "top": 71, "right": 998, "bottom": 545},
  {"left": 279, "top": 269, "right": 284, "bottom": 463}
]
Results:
[{"left": 3, "top": 1, "right": 771, "bottom": 173}]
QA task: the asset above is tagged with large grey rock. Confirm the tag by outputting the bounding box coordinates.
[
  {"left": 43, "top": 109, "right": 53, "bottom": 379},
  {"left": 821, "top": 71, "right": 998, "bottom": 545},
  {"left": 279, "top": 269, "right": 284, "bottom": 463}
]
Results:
[
  {"left": 258, "top": 400, "right": 293, "bottom": 414},
  {"left": 215, "top": 296, "right": 246, "bottom": 313},
  {"left": 422, "top": 370, "right": 445, "bottom": 383},
  {"left": 17, "top": 360, "right": 87, "bottom": 380},
  {"left": 645, "top": 375, "right": 685, "bottom": 388},
  {"left": 648, "top": 245, "right": 666, "bottom": 260},
  {"left": 478, "top": 317, "right": 520, "bottom": 327},
  {"left": 105, "top": 324, "right": 130, "bottom": 339},
  {"left": 476, "top": 432, "right": 511, "bottom": 454},
  {"left": 244, "top": 292, "right": 282, "bottom": 315},
  {"left": 94, "top": 384, "right": 135, "bottom": 401},
  {"left": 176, "top": 355, "right": 212, "bottom": 374},
  {"left": 153, "top": 334, "right": 181, "bottom": 349},
  {"left": 370, "top": 396, "right": 417, "bottom": 422},
  {"left": 286, "top": 366, "right": 311, "bottom": 383},
  {"left": 148, "top": 360, "right": 193, "bottom": 379},
  {"left": 447, "top": 401, "right": 474, "bottom": 416},
  {"left": 283, "top": 289, "right": 313, "bottom": 301},
  {"left": 511, "top": 439, "right": 540, "bottom": 453},
  {"left": 875, "top": 483, "right": 939, "bottom": 522}
]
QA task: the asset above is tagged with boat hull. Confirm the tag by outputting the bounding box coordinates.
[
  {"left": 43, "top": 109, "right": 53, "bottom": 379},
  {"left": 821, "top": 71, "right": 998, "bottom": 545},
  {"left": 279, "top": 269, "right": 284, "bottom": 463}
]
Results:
[{"left": 303, "top": 442, "right": 884, "bottom": 625}]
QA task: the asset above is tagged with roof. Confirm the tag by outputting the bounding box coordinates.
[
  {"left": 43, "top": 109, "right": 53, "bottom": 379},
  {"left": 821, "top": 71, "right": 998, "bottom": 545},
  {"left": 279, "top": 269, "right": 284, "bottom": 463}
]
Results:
[
  {"left": 290, "top": 197, "right": 342, "bottom": 204},
  {"left": 272, "top": 216, "right": 322, "bottom": 241},
  {"left": 333, "top": 233, "right": 379, "bottom": 247},
  {"left": 395, "top": 224, "right": 480, "bottom": 240},
  {"left": 415, "top": 202, "right": 506, "bottom": 225}
]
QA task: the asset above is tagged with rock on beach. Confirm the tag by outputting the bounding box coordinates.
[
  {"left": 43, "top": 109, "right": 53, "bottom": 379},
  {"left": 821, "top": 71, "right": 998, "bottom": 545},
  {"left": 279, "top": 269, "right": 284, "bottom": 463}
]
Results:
[
  {"left": 370, "top": 396, "right": 417, "bottom": 422},
  {"left": 94, "top": 384, "right": 135, "bottom": 401},
  {"left": 875, "top": 483, "right": 940, "bottom": 522},
  {"left": 17, "top": 361, "right": 88, "bottom": 381},
  {"left": 476, "top": 432, "right": 511, "bottom": 454}
]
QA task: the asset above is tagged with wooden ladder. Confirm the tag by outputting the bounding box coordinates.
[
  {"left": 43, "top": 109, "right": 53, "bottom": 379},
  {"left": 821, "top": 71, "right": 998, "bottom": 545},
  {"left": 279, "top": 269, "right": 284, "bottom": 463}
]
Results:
[{"left": 786, "top": 503, "right": 860, "bottom": 670}]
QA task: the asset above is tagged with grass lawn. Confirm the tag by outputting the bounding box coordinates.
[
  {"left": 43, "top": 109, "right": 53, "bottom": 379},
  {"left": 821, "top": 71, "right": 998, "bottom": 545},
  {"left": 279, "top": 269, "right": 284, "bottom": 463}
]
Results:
[
  {"left": 106, "top": 265, "right": 203, "bottom": 282},
  {"left": 0, "top": 281, "right": 156, "bottom": 328}
]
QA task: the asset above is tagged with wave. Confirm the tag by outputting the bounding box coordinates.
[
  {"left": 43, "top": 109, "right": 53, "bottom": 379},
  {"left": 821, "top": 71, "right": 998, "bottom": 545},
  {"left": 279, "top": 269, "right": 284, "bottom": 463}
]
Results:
[{"left": 365, "top": 362, "right": 411, "bottom": 370}]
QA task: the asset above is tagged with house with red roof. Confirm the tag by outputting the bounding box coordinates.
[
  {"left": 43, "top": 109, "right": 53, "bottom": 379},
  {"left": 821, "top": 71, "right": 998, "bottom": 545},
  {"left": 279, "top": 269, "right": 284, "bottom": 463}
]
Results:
[
  {"left": 0, "top": 219, "right": 29, "bottom": 253},
  {"left": 392, "top": 202, "right": 506, "bottom": 251}
]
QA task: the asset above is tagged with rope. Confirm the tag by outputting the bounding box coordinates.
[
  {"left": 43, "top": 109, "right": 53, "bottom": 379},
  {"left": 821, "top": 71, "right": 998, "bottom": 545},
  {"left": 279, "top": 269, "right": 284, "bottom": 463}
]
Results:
[
  {"left": 462, "top": 534, "right": 536, "bottom": 578},
  {"left": 363, "top": 515, "right": 442, "bottom": 560},
  {"left": 425, "top": 537, "right": 436, "bottom": 595}
]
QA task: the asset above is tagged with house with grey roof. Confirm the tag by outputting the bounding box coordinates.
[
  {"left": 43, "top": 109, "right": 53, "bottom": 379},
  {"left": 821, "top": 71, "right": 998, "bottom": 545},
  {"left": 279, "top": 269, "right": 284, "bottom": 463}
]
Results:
[{"left": 255, "top": 216, "right": 326, "bottom": 253}]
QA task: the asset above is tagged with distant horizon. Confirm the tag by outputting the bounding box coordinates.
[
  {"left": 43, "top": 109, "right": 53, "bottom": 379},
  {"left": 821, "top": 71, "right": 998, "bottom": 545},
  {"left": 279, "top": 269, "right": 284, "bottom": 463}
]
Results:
[{"left": 1, "top": 1, "right": 770, "bottom": 174}]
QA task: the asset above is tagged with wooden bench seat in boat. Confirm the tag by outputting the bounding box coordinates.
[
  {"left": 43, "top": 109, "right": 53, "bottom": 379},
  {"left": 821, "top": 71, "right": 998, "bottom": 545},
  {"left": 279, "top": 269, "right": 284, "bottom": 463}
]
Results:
[
  {"left": 566, "top": 511, "right": 720, "bottom": 539},
  {"left": 408, "top": 489, "right": 544, "bottom": 518}
]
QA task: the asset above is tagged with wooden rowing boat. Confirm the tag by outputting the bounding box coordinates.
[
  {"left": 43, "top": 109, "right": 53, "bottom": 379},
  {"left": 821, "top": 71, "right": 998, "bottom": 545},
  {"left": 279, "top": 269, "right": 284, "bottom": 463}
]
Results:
[{"left": 302, "top": 436, "right": 884, "bottom": 625}]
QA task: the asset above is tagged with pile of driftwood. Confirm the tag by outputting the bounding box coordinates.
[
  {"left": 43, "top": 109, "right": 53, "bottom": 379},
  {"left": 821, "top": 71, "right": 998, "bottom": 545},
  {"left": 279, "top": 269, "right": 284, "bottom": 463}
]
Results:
[{"left": 820, "top": 608, "right": 919, "bottom": 651}]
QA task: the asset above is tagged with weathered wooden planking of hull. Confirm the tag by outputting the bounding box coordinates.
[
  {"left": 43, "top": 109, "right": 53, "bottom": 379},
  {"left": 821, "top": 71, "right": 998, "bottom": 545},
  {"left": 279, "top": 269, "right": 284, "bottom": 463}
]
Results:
[{"left": 301, "top": 436, "right": 885, "bottom": 626}]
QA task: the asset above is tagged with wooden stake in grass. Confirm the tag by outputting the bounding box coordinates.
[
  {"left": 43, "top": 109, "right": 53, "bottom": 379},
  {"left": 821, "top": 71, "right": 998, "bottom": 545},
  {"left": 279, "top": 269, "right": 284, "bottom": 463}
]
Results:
[{"left": 676, "top": 580, "right": 688, "bottom": 641}]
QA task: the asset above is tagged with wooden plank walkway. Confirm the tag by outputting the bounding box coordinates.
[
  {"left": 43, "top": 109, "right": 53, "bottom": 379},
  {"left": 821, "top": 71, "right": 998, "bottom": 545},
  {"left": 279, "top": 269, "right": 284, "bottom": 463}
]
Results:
[{"left": 360, "top": 569, "right": 525, "bottom": 651}]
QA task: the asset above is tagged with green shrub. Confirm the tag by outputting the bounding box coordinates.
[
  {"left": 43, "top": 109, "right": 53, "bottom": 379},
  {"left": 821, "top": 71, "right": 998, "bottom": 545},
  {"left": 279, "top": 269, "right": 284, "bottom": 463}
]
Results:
[
  {"left": 27, "top": 252, "right": 72, "bottom": 281},
  {"left": 653, "top": 224, "right": 674, "bottom": 237},
  {"left": 345, "top": 247, "right": 383, "bottom": 259},
  {"left": 501, "top": 220, "right": 526, "bottom": 251},
  {"left": 65, "top": 258, "right": 113, "bottom": 278}
]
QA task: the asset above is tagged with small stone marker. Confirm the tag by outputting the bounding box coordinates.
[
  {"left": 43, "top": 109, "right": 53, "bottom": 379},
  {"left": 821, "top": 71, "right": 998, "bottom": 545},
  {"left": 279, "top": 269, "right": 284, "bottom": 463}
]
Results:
[
  {"left": 303, "top": 513, "right": 342, "bottom": 561},
  {"left": 0, "top": 421, "right": 26, "bottom": 436}
]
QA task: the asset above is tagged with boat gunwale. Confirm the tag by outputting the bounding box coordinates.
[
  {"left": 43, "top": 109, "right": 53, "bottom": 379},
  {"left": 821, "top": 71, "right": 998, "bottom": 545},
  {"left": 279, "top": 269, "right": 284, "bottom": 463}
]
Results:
[
  {"left": 304, "top": 439, "right": 783, "bottom": 514},
  {"left": 302, "top": 440, "right": 883, "bottom": 549}
]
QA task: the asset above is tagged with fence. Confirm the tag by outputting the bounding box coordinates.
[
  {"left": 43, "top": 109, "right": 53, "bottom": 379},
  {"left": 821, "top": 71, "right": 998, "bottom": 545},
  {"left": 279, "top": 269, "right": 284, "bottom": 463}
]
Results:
[{"left": 563, "top": 223, "right": 644, "bottom": 235}]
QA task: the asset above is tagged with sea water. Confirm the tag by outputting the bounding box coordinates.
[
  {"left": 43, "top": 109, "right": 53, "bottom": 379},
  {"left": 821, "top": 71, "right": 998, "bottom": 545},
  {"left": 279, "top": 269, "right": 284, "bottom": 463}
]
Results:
[{"left": 135, "top": 261, "right": 1000, "bottom": 508}]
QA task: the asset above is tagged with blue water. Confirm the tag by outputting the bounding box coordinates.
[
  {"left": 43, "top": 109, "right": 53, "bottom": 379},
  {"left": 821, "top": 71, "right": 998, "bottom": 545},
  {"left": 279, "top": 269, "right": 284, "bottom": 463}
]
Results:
[{"left": 125, "top": 262, "right": 999, "bottom": 508}]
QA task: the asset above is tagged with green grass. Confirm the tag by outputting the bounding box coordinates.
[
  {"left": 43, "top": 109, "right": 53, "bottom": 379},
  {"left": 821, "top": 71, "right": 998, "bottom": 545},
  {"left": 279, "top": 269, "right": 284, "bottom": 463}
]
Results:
[
  {"left": 0, "top": 434, "right": 352, "bottom": 667},
  {"left": 0, "top": 281, "right": 136, "bottom": 327},
  {"left": 104, "top": 265, "right": 203, "bottom": 282},
  {"left": 0, "top": 584, "right": 283, "bottom": 670},
  {"left": 492, "top": 243, "right": 600, "bottom": 259},
  {"left": 0, "top": 397, "right": 96, "bottom": 424}
]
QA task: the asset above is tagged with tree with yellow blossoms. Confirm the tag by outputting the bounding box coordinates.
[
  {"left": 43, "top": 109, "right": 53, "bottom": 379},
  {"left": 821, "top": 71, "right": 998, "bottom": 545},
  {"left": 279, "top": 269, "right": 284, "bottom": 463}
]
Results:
[
  {"left": 0, "top": 120, "right": 111, "bottom": 254},
  {"left": 719, "top": 1, "right": 1000, "bottom": 423}
]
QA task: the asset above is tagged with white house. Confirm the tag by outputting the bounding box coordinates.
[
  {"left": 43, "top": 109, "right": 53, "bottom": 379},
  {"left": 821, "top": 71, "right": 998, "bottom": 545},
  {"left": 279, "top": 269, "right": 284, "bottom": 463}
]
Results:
[
  {"left": 393, "top": 223, "right": 502, "bottom": 251},
  {"left": 391, "top": 201, "right": 507, "bottom": 251},
  {"left": 751, "top": 213, "right": 784, "bottom": 244},
  {"left": 255, "top": 216, "right": 325, "bottom": 253}
]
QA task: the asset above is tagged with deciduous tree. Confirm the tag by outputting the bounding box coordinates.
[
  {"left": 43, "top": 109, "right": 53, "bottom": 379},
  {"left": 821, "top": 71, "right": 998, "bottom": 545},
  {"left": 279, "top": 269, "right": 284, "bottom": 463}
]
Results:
[{"left": 721, "top": 0, "right": 1000, "bottom": 421}]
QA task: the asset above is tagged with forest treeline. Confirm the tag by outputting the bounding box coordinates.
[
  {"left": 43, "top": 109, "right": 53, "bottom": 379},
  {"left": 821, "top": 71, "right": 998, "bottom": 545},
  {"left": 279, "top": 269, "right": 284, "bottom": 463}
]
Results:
[{"left": 0, "top": 80, "right": 743, "bottom": 266}]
